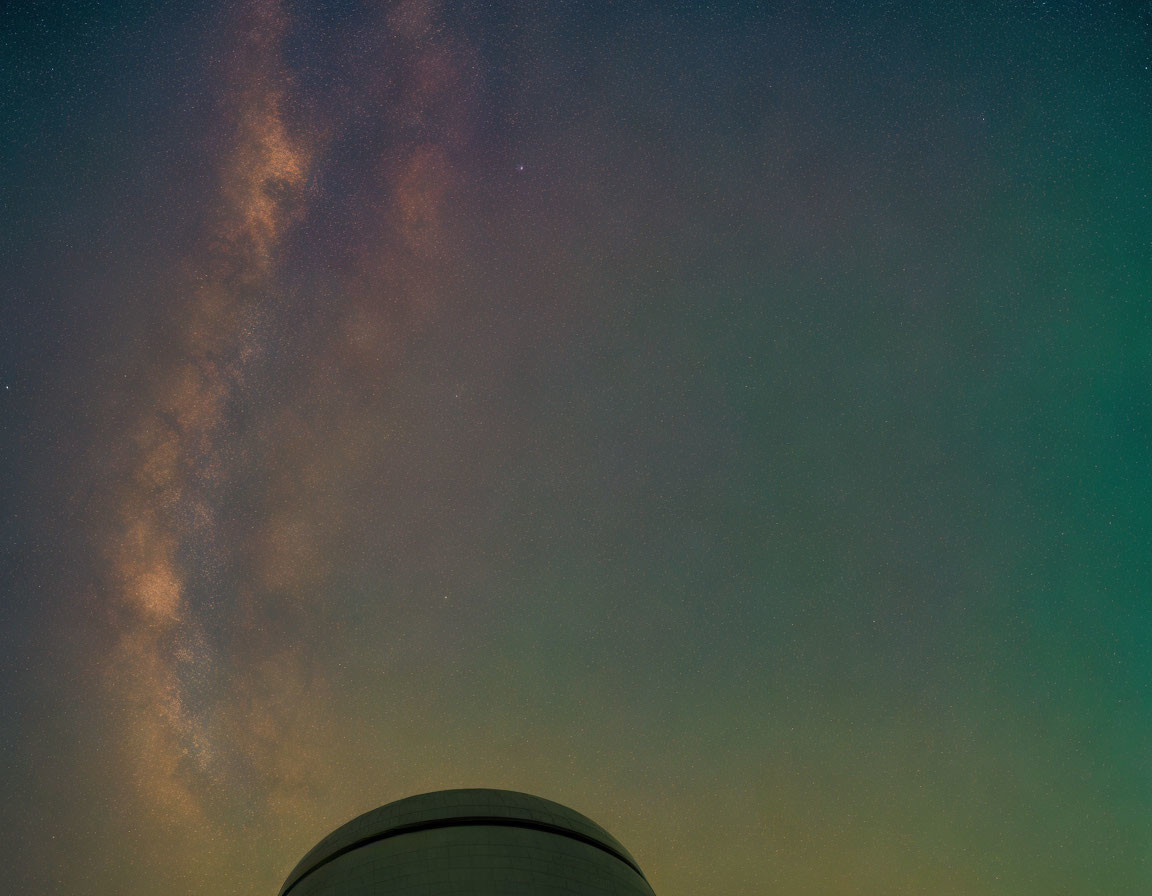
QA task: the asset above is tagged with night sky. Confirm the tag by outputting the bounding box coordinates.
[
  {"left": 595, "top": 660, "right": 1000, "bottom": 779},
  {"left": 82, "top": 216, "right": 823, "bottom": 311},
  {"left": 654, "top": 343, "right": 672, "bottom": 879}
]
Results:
[{"left": 2, "top": 1, "right": 1150, "bottom": 894}]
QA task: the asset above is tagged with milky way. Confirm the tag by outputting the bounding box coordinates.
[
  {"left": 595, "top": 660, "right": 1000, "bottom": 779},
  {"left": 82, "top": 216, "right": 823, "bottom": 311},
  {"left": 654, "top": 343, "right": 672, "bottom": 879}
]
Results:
[{"left": 91, "top": 0, "right": 480, "bottom": 881}]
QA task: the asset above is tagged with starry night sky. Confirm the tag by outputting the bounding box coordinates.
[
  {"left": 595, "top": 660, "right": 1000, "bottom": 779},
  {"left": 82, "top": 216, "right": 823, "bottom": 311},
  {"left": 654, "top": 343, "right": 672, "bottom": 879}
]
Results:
[{"left": 2, "top": 1, "right": 1150, "bottom": 894}]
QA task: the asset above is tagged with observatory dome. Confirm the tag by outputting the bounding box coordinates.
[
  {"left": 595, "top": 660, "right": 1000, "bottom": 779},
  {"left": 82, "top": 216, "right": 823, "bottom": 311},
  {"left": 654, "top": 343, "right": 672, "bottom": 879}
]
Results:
[{"left": 279, "top": 788, "right": 656, "bottom": 895}]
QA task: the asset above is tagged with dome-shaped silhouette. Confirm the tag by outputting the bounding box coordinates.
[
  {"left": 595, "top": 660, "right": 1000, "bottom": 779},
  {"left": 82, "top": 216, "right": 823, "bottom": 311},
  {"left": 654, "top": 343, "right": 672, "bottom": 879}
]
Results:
[{"left": 280, "top": 788, "right": 655, "bottom": 895}]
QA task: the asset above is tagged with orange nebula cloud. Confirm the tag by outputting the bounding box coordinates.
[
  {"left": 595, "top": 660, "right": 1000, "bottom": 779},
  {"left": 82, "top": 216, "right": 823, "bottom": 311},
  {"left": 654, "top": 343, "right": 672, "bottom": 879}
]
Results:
[
  {"left": 95, "top": 3, "right": 475, "bottom": 886},
  {"left": 99, "top": 0, "right": 320, "bottom": 851}
]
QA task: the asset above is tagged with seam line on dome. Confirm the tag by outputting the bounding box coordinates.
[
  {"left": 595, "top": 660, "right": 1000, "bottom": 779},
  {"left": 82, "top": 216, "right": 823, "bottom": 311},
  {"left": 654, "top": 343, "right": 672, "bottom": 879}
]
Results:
[{"left": 280, "top": 816, "right": 649, "bottom": 895}]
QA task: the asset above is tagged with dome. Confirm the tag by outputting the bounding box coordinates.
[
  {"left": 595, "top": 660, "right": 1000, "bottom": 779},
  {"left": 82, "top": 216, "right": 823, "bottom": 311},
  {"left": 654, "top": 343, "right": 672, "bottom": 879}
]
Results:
[{"left": 279, "top": 788, "right": 655, "bottom": 895}]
